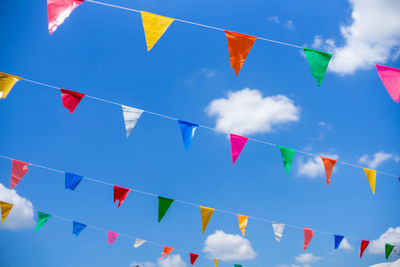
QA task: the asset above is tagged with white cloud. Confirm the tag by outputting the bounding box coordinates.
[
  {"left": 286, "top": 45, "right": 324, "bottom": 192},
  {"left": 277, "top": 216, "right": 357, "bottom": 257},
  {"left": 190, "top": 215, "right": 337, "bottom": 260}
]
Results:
[
  {"left": 359, "top": 151, "right": 395, "bottom": 169},
  {"left": 200, "top": 68, "right": 216, "bottom": 78},
  {"left": 268, "top": 16, "right": 294, "bottom": 30},
  {"left": 295, "top": 253, "right": 322, "bottom": 267},
  {"left": 297, "top": 154, "right": 339, "bottom": 178},
  {"left": 369, "top": 227, "right": 400, "bottom": 257},
  {"left": 311, "top": 0, "right": 400, "bottom": 75},
  {"left": 268, "top": 16, "right": 281, "bottom": 24},
  {"left": 130, "top": 261, "right": 156, "bottom": 267},
  {"left": 286, "top": 20, "right": 295, "bottom": 31},
  {"left": 318, "top": 121, "right": 332, "bottom": 131},
  {"left": 158, "top": 254, "right": 186, "bottom": 267},
  {"left": 203, "top": 230, "right": 256, "bottom": 261},
  {"left": 339, "top": 238, "right": 354, "bottom": 251},
  {"left": 205, "top": 88, "right": 300, "bottom": 136},
  {"left": 0, "top": 183, "right": 35, "bottom": 230}
]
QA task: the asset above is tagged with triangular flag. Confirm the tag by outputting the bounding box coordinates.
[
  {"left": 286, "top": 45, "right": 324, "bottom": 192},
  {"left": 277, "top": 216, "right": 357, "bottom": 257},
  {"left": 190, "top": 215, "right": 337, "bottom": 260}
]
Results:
[
  {"left": 237, "top": 214, "right": 249, "bottom": 236},
  {"left": 376, "top": 65, "right": 400, "bottom": 103},
  {"left": 214, "top": 259, "right": 218, "bottom": 267},
  {"left": 65, "top": 172, "right": 83, "bottom": 190},
  {"left": 363, "top": 168, "right": 376, "bottom": 194},
  {"left": 334, "top": 235, "right": 344, "bottom": 249},
  {"left": 360, "top": 240, "right": 370, "bottom": 258},
  {"left": 0, "top": 72, "right": 22, "bottom": 99},
  {"left": 303, "top": 47, "right": 332, "bottom": 87},
  {"left": 230, "top": 134, "right": 249, "bottom": 165},
  {"left": 321, "top": 157, "right": 337, "bottom": 187},
  {"left": 158, "top": 246, "right": 174, "bottom": 260},
  {"left": 35, "top": 211, "right": 51, "bottom": 232},
  {"left": 234, "top": 265, "right": 242, "bottom": 267},
  {"left": 178, "top": 120, "right": 198, "bottom": 150},
  {"left": 272, "top": 223, "right": 284, "bottom": 242},
  {"left": 121, "top": 105, "right": 143, "bottom": 138},
  {"left": 47, "top": 0, "right": 84, "bottom": 34},
  {"left": 140, "top": 11, "right": 175, "bottom": 51},
  {"left": 278, "top": 146, "right": 295, "bottom": 175},
  {"left": 10, "top": 159, "right": 30, "bottom": 189},
  {"left": 158, "top": 196, "right": 174, "bottom": 222},
  {"left": 72, "top": 221, "right": 86, "bottom": 237},
  {"left": 0, "top": 201, "right": 13, "bottom": 223},
  {"left": 107, "top": 230, "right": 119, "bottom": 244},
  {"left": 113, "top": 185, "right": 130, "bottom": 208},
  {"left": 385, "top": 243, "right": 395, "bottom": 259},
  {"left": 200, "top": 206, "right": 215, "bottom": 234},
  {"left": 133, "top": 238, "right": 146, "bottom": 248},
  {"left": 225, "top": 31, "right": 257, "bottom": 75},
  {"left": 189, "top": 253, "right": 199, "bottom": 265},
  {"left": 304, "top": 227, "right": 314, "bottom": 251},
  {"left": 60, "top": 89, "right": 85, "bottom": 113}
]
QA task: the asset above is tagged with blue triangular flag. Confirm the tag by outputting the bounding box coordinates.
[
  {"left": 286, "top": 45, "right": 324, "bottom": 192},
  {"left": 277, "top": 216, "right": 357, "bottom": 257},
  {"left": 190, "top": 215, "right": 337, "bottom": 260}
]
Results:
[
  {"left": 334, "top": 235, "right": 344, "bottom": 249},
  {"left": 65, "top": 172, "right": 84, "bottom": 190},
  {"left": 73, "top": 221, "right": 87, "bottom": 237},
  {"left": 177, "top": 120, "right": 198, "bottom": 150}
]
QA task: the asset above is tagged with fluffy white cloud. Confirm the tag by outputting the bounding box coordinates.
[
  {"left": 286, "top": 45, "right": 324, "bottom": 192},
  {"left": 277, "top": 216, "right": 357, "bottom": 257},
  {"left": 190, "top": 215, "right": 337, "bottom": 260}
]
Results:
[
  {"left": 311, "top": 0, "right": 400, "bottom": 74},
  {"left": 296, "top": 154, "right": 339, "bottom": 178},
  {"left": 359, "top": 151, "right": 395, "bottom": 169},
  {"left": 0, "top": 183, "right": 35, "bottom": 230},
  {"left": 295, "top": 253, "right": 322, "bottom": 267},
  {"left": 205, "top": 88, "right": 300, "bottom": 136},
  {"left": 369, "top": 227, "right": 400, "bottom": 257},
  {"left": 203, "top": 230, "right": 256, "bottom": 261},
  {"left": 130, "top": 261, "right": 155, "bottom": 267},
  {"left": 339, "top": 238, "right": 354, "bottom": 251},
  {"left": 158, "top": 254, "right": 186, "bottom": 267}
]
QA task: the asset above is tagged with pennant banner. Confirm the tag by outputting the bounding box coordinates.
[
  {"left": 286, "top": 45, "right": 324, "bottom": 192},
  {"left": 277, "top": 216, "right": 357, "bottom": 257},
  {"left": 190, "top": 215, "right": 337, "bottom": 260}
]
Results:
[
  {"left": 360, "top": 240, "right": 369, "bottom": 258},
  {"left": 178, "top": 120, "right": 198, "bottom": 150},
  {"left": 200, "top": 206, "right": 214, "bottom": 234},
  {"left": 321, "top": 157, "right": 337, "bottom": 187},
  {"left": 35, "top": 211, "right": 51, "bottom": 231},
  {"left": 0, "top": 72, "right": 22, "bottom": 99},
  {"left": 214, "top": 259, "right": 218, "bottom": 267},
  {"left": 122, "top": 105, "right": 143, "bottom": 138},
  {"left": 225, "top": 31, "right": 257, "bottom": 75},
  {"left": 237, "top": 214, "right": 249, "bottom": 236},
  {"left": 113, "top": 185, "right": 130, "bottom": 208},
  {"left": 230, "top": 134, "right": 249, "bottom": 166},
  {"left": 303, "top": 47, "right": 332, "bottom": 87},
  {"left": 278, "top": 146, "right": 295, "bottom": 175},
  {"left": 303, "top": 227, "right": 314, "bottom": 251},
  {"left": 334, "top": 235, "right": 344, "bottom": 249},
  {"left": 272, "top": 223, "right": 284, "bottom": 243},
  {"left": 134, "top": 238, "right": 146, "bottom": 248},
  {"left": 140, "top": 11, "right": 175, "bottom": 51},
  {"left": 47, "top": 0, "right": 84, "bottom": 34},
  {"left": 363, "top": 168, "right": 376, "bottom": 194},
  {"left": 61, "top": 89, "right": 85, "bottom": 113},
  {"left": 65, "top": 172, "right": 83, "bottom": 190},
  {"left": 158, "top": 196, "right": 174, "bottom": 222},
  {"left": 234, "top": 265, "right": 242, "bottom": 267},
  {"left": 107, "top": 230, "right": 119, "bottom": 244},
  {"left": 72, "top": 221, "right": 86, "bottom": 237},
  {"left": 0, "top": 201, "right": 13, "bottom": 223},
  {"left": 10, "top": 159, "right": 30, "bottom": 189},
  {"left": 158, "top": 246, "right": 174, "bottom": 260},
  {"left": 189, "top": 253, "right": 199, "bottom": 265},
  {"left": 376, "top": 64, "right": 400, "bottom": 103},
  {"left": 385, "top": 243, "right": 395, "bottom": 259}
]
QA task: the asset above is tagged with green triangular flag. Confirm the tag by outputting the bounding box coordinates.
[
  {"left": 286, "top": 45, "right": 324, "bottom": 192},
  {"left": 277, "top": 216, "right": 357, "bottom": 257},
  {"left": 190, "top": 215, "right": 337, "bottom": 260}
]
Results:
[
  {"left": 234, "top": 265, "right": 243, "bottom": 267},
  {"left": 35, "top": 211, "right": 51, "bottom": 232},
  {"left": 278, "top": 145, "right": 295, "bottom": 175},
  {"left": 303, "top": 47, "right": 332, "bottom": 87},
  {"left": 158, "top": 196, "right": 174, "bottom": 222},
  {"left": 385, "top": 243, "right": 395, "bottom": 259}
]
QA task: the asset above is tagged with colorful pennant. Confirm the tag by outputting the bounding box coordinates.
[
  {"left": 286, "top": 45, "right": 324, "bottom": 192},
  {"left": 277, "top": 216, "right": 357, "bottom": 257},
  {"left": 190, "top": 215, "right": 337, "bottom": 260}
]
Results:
[
  {"left": 65, "top": 172, "right": 83, "bottom": 190},
  {"left": 134, "top": 238, "right": 146, "bottom": 248},
  {"left": 121, "top": 105, "right": 143, "bottom": 138},
  {"left": 234, "top": 265, "right": 242, "bottom": 267},
  {"left": 363, "top": 168, "right": 376, "bottom": 194},
  {"left": 321, "top": 157, "right": 337, "bottom": 187},
  {"left": 303, "top": 227, "right": 314, "bottom": 251},
  {"left": 189, "top": 253, "right": 199, "bottom": 265},
  {"left": 237, "top": 214, "right": 249, "bottom": 236},
  {"left": 60, "top": 89, "right": 85, "bottom": 113},
  {"left": 214, "top": 259, "right": 218, "bottom": 267},
  {"left": 158, "top": 246, "right": 174, "bottom": 260},
  {"left": 113, "top": 185, "right": 130, "bottom": 208},
  {"left": 376, "top": 65, "right": 400, "bottom": 103},
  {"left": 385, "top": 243, "right": 395, "bottom": 259},
  {"left": 140, "top": 11, "right": 175, "bottom": 51},
  {"left": 72, "top": 221, "right": 86, "bottom": 237},
  {"left": 0, "top": 72, "right": 21, "bottom": 99},
  {"left": 158, "top": 196, "right": 174, "bottom": 222},
  {"left": 47, "top": 0, "right": 84, "bottom": 34},
  {"left": 360, "top": 240, "right": 369, "bottom": 258},
  {"left": 0, "top": 201, "right": 13, "bottom": 223},
  {"left": 230, "top": 134, "right": 249, "bottom": 166},
  {"left": 278, "top": 146, "right": 295, "bottom": 175},
  {"left": 303, "top": 47, "right": 332, "bottom": 87},
  {"left": 177, "top": 120, "right": 198, "bottom": 150},
  {"left": 272, "top": 223, "right": 284, "bottom": 243},
  {"left": 35, "top": 211, "right": 51, "bottom": 231},
  {"left": 334, "top": 235, "right": 344, "bottom": 249},
  {"left": 225, "top": 31, "right": 257, "bottom": 75},
  {"left": 200, "top": 206, "right": 214, "bottom": 234},
  {"left": 107, "top": 230, "right": 119, "bottom": 244},
  {"left": 10, "top": 159, "right": 30, "bottom": 189}
]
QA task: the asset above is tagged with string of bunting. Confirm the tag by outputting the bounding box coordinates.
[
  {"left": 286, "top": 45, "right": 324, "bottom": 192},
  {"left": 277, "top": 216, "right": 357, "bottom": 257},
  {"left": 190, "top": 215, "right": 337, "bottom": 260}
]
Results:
[
  {"left": 45, "top": 0, "right": 400, "bottom": 97},
  {"left": 1, "top": 73, "right": 399, "bottom": 195},
  {"left": 0, "top": 154, "right": 396, "bottom": 260}
]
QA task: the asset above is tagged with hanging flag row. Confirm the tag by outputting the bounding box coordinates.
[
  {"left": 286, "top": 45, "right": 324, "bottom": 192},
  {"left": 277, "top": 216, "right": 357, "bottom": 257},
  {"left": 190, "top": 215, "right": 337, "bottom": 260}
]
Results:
[
  {"left": 2, "top": 156, "right": 395, "bottom": 259},
  {"left": 1, "top": 74, "right": 398, "bottom": 193}
]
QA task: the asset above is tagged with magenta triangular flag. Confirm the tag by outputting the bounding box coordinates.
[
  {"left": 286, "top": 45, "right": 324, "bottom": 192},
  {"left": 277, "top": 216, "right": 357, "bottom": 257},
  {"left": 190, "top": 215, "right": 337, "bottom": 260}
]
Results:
[
  {"left": 107, "top": 230, "right": 119, "bottom": 244},
  {"left": 376, "top": 64, "right": 400, "bottom": 103},
  {"left": 230, "top": 133, "right": 249, "bottom": 166}
]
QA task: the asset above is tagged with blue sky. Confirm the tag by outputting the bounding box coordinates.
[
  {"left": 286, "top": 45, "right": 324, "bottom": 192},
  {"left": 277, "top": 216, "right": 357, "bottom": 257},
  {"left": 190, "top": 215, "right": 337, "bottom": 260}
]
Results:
[{"left": 0, "top": 0, "right": 399, "bottom": 266}]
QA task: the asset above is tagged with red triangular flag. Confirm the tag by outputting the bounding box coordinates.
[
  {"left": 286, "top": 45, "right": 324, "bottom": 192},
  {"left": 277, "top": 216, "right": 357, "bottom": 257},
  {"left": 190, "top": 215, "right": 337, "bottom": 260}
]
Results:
[
  {"left": 320, "top": 157, "right": 337, "bottom": 187},
  {"left": 360, "top": 240, "right": 369, "bottom": 258},
  {"left": 113, "top": 185, "right": 130, "bottom": 208},
  {"left": 158, "top": 246, "right": 174, "bottom": 260},
  {"left": 230, "top": 133, "right": 249, "bottom": 166},
  {"left": 47, "top": 0, "right": 84, "bottom": 34},
  {"left": 304, "top": 227, "right": 314, "bottom": 251},
  {"left": 225, "top": 31, "right": 257, "bottom": 75},
  {"left": 189, "top": 253, "right": 199, "bottom": 265},
  {"left": 61, "top": 89, "right": 85, "bottom": 113},
  {"left": 10, "top": 159, "right": 31, "bottom": 189}
]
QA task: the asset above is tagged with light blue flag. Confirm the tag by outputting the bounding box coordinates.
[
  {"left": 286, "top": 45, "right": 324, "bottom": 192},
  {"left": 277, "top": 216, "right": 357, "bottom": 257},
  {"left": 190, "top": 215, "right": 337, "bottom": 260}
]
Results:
[
  {"left": 65, "top": 172, "right": 83, "bottom": 190},
  {"left": 177, "top": 120, "right": 198, "bottom": 150},
  {"left": 73, "top": 221, "right": 87, "bottom": 237}
]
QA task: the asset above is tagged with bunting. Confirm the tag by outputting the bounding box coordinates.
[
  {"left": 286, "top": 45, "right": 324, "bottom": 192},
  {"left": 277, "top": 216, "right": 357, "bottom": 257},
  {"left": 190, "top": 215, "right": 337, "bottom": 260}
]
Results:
[
  {"left": 189, "top": 253, "right": 199, "bottom": 265},
  {"left": 376, "top": 65, "right": 400, "bottom": 103},
  {"left": 360, "top": 240, "right": 369, "bottom": 258},
  {"left": 72, "top": 221, "right": 86, "bottom": 237},
  {"left": 303, "top": 47, "right": 332, "bottom": 87},
  {"left": 225, "top": 31, "right": 257, "bottom": 75},
  {"left": 234, "top": 265, "right": 242, "bottom": 267},
  {"left": 177, "top": 120, "right": 198, "bottom": 150},
  {"left": 363, "top": 168, "right": 376, "bottom": 194},
  {"left": 133, "top": 238, "right": 146, "bottom": 248},
  {"left": 237, "top": 214, "right": 249, "bottom": 236},
  {"left": 334, "top": 235, "right": 344, "bottom": 249},
  {"left": 35, "top": 211, "right": 51, "bottom": 231},
  {"left": 158, "top": 196, "right": 174, "bottom": 222},
  {"left": 107, "top": 230, "right": 119, "bottom": 244},
  {"left": 47, "top": 0, "right": 84, "bottom": 34},
  {"left": 0, "top": 72, "right": 21, "bottom": 99},
  {"left": 10, "top": 159, "right": 30, "bottom": 189},
  {"left": 272, "top": 223, "right": 284, "bottom": 243},
  {"left": 122, "top": 105, "right": 143, "bottom": 138},
  {"left": 65, "top": 172, "right": 83, "bottom": 190},
  {"left": 113, "top": 185, "right": 130, "bottom": 208},
  {"left": 230, "top": 134, "right": 249, "bottom": 166},
  {"left": 321, "top": 157, "right": 337, "bottom": 187},
  {"left": 385, "top": 243, "right": 395, "bottom": 259},
  {"left": 0, "top": 201, "right": 13, "bottom": 223},
  {"left": 278, "top": 146, "right": 295, "bottom": 175},
  {"left": 140, "top": 11, "right": 175, "bottom": 51},
  {"left": 214, "top": 259, "right": 218, "bottom": 267},
  {"left": 200, "top": 206, "right": 214, "bottom": 234},
  {"left": 303, "top": 227, "right": 314, "bottom": 251},
  {"left": 60, "top": 89, "right": 85, "bottom": 113},
  {"left": 158, "top": 246, "right": 174, "bottom": 260}
]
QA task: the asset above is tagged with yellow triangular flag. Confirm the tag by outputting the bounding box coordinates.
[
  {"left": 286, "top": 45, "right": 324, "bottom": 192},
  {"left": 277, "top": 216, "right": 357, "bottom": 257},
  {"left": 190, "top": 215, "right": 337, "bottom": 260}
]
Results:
[
  {"left": 0, "top": 72, "right": 22, "bottom": 99},
  {"left": 200, "top": 206, "right": 215, "bottom": 234},
  {"left": 363, "top": 168, "right": 376, "bottom": 194},
  {"left": 214, "top": 259, "right": 218, "bottom": 267},
  {"left": 0, "top": 201, "right": 13, "bottom": 223},
  {"left": 140, "top": 11, "right": 174, "bottom": 51},
  {"left": 237, "top": 214, "right": 249, "bottom": 236}
]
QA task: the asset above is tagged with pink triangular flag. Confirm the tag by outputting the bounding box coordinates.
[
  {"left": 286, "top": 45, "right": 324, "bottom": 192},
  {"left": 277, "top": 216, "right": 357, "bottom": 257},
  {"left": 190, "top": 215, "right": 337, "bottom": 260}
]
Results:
[
  {"left": 47, "top": 0, "right": 84, "bottom": 34},
  {"left": 304, "top": 227, "right": 314, "bottom": 251},
  {"left": 10, "top": 159, "right": 31, "bottom": 189},
  {"left": 107, "top": 230, "right": 119, "bottom": 244},
  {"left": 376, "top": 64, "right": 400, "bottom": 103},
  {"left": 230, "top": 133, "right": 249, "bottom": 165}
]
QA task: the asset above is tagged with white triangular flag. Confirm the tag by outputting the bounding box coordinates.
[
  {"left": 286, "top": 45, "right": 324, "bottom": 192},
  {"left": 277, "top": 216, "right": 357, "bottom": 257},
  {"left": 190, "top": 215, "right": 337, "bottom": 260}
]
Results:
[
  {"left": 133, "top": 238, "right": 146, "bottom": 248},
  {"left": 122, "top": 105, "right": 143, "bottom": 138},
  {"left": 272, "top": 223, "right": 284, "bottom": 242}
]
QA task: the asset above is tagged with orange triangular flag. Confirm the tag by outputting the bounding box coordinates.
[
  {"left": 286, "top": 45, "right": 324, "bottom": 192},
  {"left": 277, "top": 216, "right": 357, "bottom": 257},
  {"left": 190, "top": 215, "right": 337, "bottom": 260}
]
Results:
[
  {"left": 304, "top": 227, "right": 314, "bottom": 251},
  {"left": 200, "top": 206, "right": 215, "bottom": 234},
  {"left": 363, "top": 168, "right": 376, "bottom": 194},
  {"left": 158, "top": 246, "right": 174, "bottom": 260},
  {"left": 237, "top": 214, "right": 249, "bottom": 236},
  {"left": 320, "top": 157, "right": 337, "bottom": 187},
  {"left": 0, "top": 201, "right": 13, "bottom": 223},
  {"left": 225, "top": 31, "right": 257, "bottom": 75}
]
